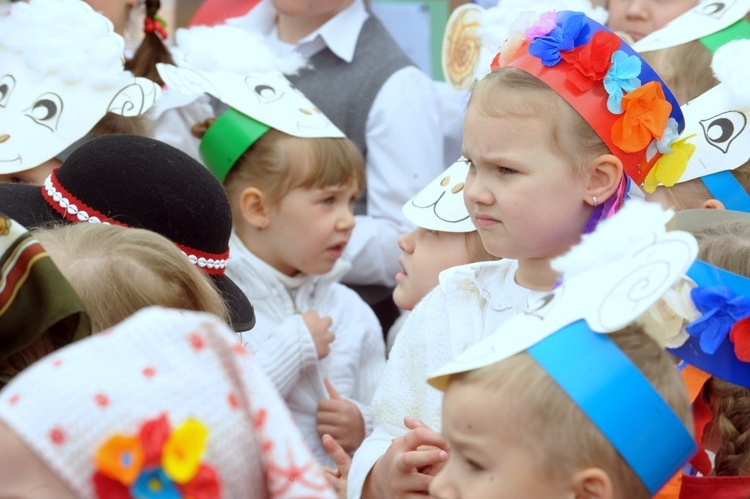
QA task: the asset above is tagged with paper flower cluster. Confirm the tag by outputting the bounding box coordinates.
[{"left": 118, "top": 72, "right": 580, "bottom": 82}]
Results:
[
  {"left": 491, "top": 11, "right": 694, "bottom": 188},
  {"left": 93, "top": 414, "right": 220, "bottom": 499},
  {"left": 686, "top": 285, "right": 750, "bottom": 361}
]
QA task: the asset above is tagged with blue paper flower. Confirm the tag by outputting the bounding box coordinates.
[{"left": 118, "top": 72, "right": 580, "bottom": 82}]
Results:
[
  {"left": 685, "top": 286, "right": 750, "bottom": 355},
  {"left": 131, "top": 468, "right": 181, "bottom": 499},
  {"left": 528, "top": 12, "right": 590, "bottom": 67},
  {"left": 603, "top": 50, "right": 642, "bottom": 114}
]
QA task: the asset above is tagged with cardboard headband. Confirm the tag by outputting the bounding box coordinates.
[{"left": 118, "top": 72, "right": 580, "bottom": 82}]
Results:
[
  {"left": 667, "top": 259, "right": 750, "bottom": 389},
  {"left": 491, "top": 11, "right": 689, "bottom": 187},
  {"left": 429, "top": 201, "right": 698, "bottom": 494},
  {"left": 401, "top": 158, "right": 474, "bottom": 233}
]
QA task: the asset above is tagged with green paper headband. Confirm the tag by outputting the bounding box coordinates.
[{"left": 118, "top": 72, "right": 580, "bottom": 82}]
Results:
[
  {"left": 700, "top": 18, "right": 750, "bottom": 53},
  {"left": 199, "top": 108, "right": 271, "bottom": 183}
]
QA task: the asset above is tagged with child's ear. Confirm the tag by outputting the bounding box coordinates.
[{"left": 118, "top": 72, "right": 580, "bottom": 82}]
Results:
[
  {"left": 702, "top": 198, "right": 726, "bottom": 210},
  {"left": 238, "top": 187, "right": 272, "bottom": 229},
  {"left": 571, "top": 467, "right": 614, "bottom": 499},
  {"left": 583, "top": 154, "right": 624, "bottom": 204}
]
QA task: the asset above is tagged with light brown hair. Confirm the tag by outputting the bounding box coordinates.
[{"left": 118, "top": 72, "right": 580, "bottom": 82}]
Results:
[
  {"left": 33, "top": 224, "right": 229, "bottom": 332},
  {"left": 448, "top": 323, "right": 693, "bottom": 498},
  {"left": 192, "top": 119, "right": 365, "bottom": 217},
  {"left": 468, "top": 67, "right": 611, "bottom": 175}
]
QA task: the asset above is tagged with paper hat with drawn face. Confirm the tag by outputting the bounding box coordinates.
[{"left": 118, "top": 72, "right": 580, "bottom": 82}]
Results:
[
  {"left": 632, "top": 0, "right": 750, "bottom": 53},
  {"left": 0, "top": 0, "right": 160, "bottom": 175},
  {"left": 488, "top": 11, "right": 691, "bottom": 187},
  {"left": 643, "top": 35, "right": 750, "bottom": 209},
  {"left": 429, "top": 201, "right": 698, "bottom": 495},
  {"left": 155, "top": 25, "right": 345, "bottom": 183},
  {"left": 401, "top": 158, "right": 475, "bottom": 233},
  {"left": 441, "top": 0, "right": 608, "bottom": 90}
]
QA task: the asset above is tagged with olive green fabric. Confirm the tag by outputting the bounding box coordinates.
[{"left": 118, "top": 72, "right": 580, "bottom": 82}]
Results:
[{"left": 0, "top": 215, "right": 91, "bottom": 385}]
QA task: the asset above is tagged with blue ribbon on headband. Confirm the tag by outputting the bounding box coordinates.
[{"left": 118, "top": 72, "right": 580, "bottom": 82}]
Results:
[
  {"left": 701, "top": 171, "right": 750, "bottom": 213},
  {"left": 528, "top": 321, "right": 696, "bottom": 495},
  {"left": 668, "top": 260, "right": 750, "bottom": 388}
]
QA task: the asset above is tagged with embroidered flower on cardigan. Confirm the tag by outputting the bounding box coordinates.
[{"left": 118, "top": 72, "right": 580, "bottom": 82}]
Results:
[{"left": 93, "top": 414, "right": 220, "bottom": 499}]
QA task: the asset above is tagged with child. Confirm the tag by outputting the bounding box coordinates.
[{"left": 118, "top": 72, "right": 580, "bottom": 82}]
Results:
[
  {"left": 0, "top": 134, "right": 256, "bottom": 333},
  {"left": 349, "top": 11, "right": 692, "bottom": 497},
  {"left": 427, "top": 200, "right": 698, "bottom": 498},
  {"left": 0, "top": 307, "right": 337, "bottom": 498},
  {"left": 606, "top": 0, "right": 698, "bottom": 43},
  {"left": 168, "top": 28, "right": 387, "bottom": 466},
  {"left": 228, "top": 0, "right": 445, "bottom": 334},
  {"left": 0, "top": 214, "right": 91, "bottom": 388},
  {"left": 390, "top": 158, "right": 497, "bottom": 352},
  {"left": 33, "top": 224, "right": 229, "bottom": 332},
  {"left": 0, "top": 0, "right": 160, "bottom": 185},
  {"left": 650, "top": 212, "right": 750, "bottom": 496}
]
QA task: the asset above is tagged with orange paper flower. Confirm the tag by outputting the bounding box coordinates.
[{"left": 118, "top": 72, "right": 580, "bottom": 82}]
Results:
[{"left": 611, "top": 81, "right": 672, "bottom": 153}]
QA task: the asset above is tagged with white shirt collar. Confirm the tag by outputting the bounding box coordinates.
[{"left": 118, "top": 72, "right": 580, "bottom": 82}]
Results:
[{"left": 227, "top": 0, "right": 368, "bottom": 63}]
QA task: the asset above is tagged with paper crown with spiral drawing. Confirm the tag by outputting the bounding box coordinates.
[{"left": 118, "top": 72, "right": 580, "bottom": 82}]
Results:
[{"left": 488, "top": 10, "right": 693, "bottom": 187}]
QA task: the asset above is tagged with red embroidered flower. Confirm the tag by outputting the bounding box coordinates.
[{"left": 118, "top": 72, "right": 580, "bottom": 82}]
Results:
[
  {"left": 611, "top": 81, "right": 672, "bottom": 153},
  {"left": 729, "top": 316, "right": 750, "bottom": 362},
  {"left": 560, "top": 30, "right": 621, "bottom": 92}
]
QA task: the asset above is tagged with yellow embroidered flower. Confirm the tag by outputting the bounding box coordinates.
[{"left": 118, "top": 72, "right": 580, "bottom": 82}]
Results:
[
  {"left": 642, "top": 134, "right": 697, "bottom": 193},
  {"left": 162, "top": 419, "right": 208, "bottom": 484},
  {"left": 94, "top": 435, "right": 144, "bottom": 485}
]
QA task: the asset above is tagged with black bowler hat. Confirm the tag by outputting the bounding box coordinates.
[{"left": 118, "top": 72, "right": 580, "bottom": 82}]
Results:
[{"left": 0, "top": 135, "right": 254, "bottom": 332}]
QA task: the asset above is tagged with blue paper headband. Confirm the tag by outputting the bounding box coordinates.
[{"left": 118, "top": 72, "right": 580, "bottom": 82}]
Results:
[
  {"left": 528, "top": 320, "right": 696, "bottom": 495},
  {"left": 700, "top": 171, "right": 750, "bottom": 213},
  {"left": 669, "top": 259, "right": 750, "bottom": 388}
]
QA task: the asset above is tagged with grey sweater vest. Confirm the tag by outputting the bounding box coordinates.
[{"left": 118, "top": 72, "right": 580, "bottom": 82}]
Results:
[{"left": 287, "top": 15, "right": 414, "bottom": 215}]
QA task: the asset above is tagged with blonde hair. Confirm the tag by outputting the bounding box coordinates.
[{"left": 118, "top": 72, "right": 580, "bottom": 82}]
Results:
[
  {"left": 464, "top": 230, "right": 499, "bottom": 263},
  {"left": 469, "top": 67, "right": 610, "bottom": 174},
  {"left": 33, "top": 224, "right": 229, "bottom": 332},
  {"left": 448, "top": 323, "right": 693, "bottom": 498},
  {"left": 693, "top": 221, "right": 750, "bottom": 476},
  {"left": 192, "top": 120, "right": 365, "bottom": 217}
]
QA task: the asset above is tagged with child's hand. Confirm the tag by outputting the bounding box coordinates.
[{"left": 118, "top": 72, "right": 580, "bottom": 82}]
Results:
[
  {"left": 302, "top": 310, "right": 334, "bottom": 359},
  {"left": 317, "top": 378, "right": 365, "bottom": 453},
  {"left": 321, "top": 433, "right": 351, "bottom": 499},
  {"left": 362, "top": 417, "right": 448, "bottom": 498}
]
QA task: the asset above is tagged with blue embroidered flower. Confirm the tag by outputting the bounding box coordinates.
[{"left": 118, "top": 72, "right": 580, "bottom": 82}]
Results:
[
  {"left": 685, "top": 286, "right": 750, "bottom": 355},
  {"left": 603, "top": 50, "right": 642, "bottom": 114},
  {"left": 528, "top": 12, "right": 590, "bottom": 67},
  {"left": 131, "top": 468, "right": 180, "bottom": 499}
]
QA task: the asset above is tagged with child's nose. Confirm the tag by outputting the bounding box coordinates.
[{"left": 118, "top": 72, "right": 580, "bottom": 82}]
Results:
[
  {"left": 336, "top": 209, "right": 355, "bottom": 231},
  {"left": 464, "top": 176, "right": 492, "bottom": 206},
  {"left": 398, "top": 231, "right": 416, "bottom": 253},
  {"left": 626, "top": 0, "right": 649, "bottom": 19}
]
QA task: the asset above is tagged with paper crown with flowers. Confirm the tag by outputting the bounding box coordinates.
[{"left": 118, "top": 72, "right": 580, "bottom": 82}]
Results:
[
  {"left": 489, "top": 10, "right": 691, "bottom": 187},
  {"left": 429, "top": 201, "right": 698, "bottom": 495},
  {"left": 156, "top": 25, "right": 344, "bottom": 183}
]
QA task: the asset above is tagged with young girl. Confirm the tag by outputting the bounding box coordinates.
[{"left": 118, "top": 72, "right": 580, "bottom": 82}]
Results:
[
  {"left": 0, "top": 307, "right": 337, "bottom": 498},
  {"left": 33, "top": 224, "right": 229, "bottom": 332},
  {"left": 349, "top": 11, "right": 692, "bottom": 497},
  {"left": 181, "top": 45, "right": 387, "bottom": 464},
  {"left": 390, "top": 159, "right": 497, "bottom": 352}
]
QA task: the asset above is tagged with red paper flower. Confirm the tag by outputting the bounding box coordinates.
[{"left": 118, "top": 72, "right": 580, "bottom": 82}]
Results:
[
  {"left": 611, "top": 81, "right": 672, "bottom": 153},
  {"left": 729, "top": 316, "right": 750, "bottom": 362},
  {"left": 561, "top": 30, "right": 621, "bottom": 92}
]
